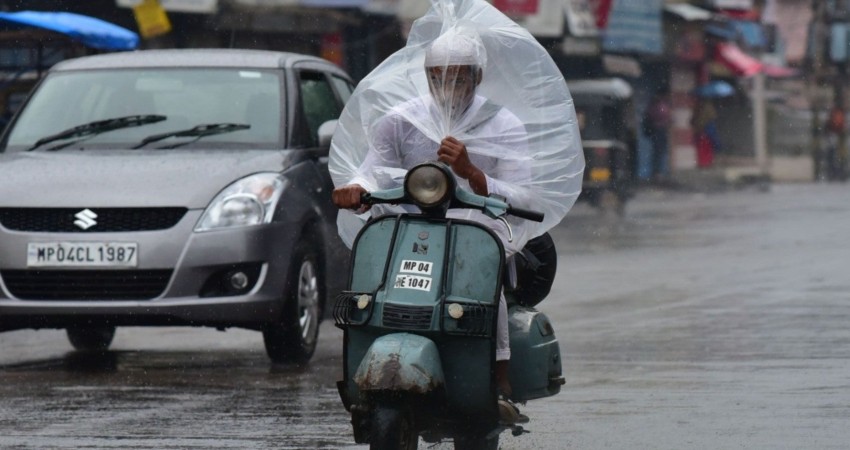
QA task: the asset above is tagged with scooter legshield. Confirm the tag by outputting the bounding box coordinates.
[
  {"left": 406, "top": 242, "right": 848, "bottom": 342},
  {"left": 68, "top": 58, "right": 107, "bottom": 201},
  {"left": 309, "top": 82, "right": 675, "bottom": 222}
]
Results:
[{"left": 354, "top": 333, "right": 445, "bottom": 394}]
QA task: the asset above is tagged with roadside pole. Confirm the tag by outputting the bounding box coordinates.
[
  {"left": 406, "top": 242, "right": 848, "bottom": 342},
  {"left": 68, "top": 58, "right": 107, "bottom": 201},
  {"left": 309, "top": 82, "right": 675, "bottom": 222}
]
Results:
[{"left": 753, "top": 70, "right": 768, "bottom": 179}]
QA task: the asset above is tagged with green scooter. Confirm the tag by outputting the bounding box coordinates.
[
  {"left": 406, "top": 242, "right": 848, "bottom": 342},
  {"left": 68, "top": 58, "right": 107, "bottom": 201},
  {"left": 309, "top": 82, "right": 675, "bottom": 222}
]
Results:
[{"left": 334, "top": 161, "right": 564, "bottom": 449}]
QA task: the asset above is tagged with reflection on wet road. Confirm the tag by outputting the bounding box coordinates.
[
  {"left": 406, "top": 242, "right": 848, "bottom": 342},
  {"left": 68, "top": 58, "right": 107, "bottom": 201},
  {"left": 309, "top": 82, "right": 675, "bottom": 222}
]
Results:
[
  {"left": 2, "top": 184, "right": 850, "bottom": 449},
  {"left": 0, "top": 328, "right": 355, "bottom": 449}
]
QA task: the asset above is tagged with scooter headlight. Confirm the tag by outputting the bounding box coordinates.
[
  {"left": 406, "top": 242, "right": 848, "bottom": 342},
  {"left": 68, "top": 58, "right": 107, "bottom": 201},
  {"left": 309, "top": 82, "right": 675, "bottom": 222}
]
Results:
[{"left": 404, "top": 163, "right": 453, "bottom": 209}]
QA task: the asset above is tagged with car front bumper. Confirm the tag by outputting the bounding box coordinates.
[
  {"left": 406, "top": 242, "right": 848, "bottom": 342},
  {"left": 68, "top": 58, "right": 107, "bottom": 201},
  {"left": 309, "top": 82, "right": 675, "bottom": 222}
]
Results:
[{"left": 0, "top": 210, "right": 297, "bottom": 331}]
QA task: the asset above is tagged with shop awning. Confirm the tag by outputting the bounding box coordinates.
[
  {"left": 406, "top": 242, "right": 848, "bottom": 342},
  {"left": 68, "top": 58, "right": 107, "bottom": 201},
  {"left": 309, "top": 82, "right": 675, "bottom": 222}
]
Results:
[
  {"left": 664, "top": 4, "right": 712, "bottom": 21},
  {"left": 715, "top": 41, "right": 762, "bottom": 77},
  {"left": 762, "top": 64, "right": 798, "bottom": 78},
  {"left": 0, "top": 11, "right": 138, "bottom": 50},
  {"left": 714, "top": 41, "right": 798, "bottom": 79}
]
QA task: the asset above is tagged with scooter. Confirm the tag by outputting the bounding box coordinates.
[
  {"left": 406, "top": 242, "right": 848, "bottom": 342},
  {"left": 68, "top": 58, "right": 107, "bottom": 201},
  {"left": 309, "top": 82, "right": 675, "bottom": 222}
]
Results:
[{"left": 334, "top": 161, "right": 564, "bottom": 449}]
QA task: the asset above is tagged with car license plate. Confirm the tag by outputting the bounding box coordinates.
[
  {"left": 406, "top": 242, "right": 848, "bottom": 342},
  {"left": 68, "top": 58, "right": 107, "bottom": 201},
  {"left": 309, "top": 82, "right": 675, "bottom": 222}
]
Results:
[{"left": 27, "top": 242, "right": 138, "bottom": 268}]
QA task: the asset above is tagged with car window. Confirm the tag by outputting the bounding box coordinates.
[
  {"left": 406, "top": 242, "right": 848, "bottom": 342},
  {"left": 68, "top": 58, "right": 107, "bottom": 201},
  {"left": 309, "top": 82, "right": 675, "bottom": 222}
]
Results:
[
  {"left": 298, "top": 71, "right": 342, "bottom": 147},
  {"left": 4, "top": 68, "right": 283, "bottom": 151},
  {"left": 330, "top": 75, "right": 354, "bottom": 104}
]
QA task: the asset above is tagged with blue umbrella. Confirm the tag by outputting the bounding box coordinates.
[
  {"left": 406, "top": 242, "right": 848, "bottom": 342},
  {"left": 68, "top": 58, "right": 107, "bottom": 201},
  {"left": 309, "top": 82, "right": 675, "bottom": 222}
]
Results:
[
  {"left": 0, "top": 11, "right": 139, "bottom": 51},
  {"left": 693, "top": 80, "right": 735, "bottom": 98}
]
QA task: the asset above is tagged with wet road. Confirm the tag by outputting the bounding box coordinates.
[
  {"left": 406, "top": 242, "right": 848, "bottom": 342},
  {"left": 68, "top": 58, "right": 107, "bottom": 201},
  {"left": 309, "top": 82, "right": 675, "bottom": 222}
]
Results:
[{"left": 2, "top": 183, "right": 849, "bottom": 449}]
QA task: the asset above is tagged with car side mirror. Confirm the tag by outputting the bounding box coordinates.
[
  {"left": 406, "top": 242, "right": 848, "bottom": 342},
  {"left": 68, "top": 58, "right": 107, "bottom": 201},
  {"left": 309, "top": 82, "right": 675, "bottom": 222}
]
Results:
[{"left": 318, "top": 119, "right": 337, "bottom": 147}]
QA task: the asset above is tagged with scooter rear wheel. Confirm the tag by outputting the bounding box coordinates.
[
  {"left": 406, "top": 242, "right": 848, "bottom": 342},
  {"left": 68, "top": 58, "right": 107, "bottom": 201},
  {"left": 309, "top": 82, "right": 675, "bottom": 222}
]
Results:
[{"left": 370, "top": 404, "right": 417, "bottom": 450}]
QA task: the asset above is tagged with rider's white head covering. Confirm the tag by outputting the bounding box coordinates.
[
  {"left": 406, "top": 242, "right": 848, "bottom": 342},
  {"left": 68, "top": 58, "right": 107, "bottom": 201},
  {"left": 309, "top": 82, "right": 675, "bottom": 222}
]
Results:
[{"left": 424, "top": 27, "right": 487, "bottom": 69}]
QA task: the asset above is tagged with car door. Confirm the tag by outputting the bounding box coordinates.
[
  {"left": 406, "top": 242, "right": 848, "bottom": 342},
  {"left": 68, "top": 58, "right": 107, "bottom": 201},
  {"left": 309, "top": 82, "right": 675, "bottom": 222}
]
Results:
[{"left": 292, "top": 67, "right": 355, "bottom": 298}]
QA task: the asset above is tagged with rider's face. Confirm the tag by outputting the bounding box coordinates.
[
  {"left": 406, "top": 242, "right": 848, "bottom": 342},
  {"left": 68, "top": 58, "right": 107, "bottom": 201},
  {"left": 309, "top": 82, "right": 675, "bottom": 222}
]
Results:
[{"left": 427, "top": 65, "right": 480, "bottom": 119}]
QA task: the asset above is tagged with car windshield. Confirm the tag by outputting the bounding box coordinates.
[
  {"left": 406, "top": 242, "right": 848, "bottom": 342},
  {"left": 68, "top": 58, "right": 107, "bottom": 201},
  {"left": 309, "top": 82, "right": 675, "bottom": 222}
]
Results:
[{"left": 4, "top": 68, "right": 283, "bottom": 152}]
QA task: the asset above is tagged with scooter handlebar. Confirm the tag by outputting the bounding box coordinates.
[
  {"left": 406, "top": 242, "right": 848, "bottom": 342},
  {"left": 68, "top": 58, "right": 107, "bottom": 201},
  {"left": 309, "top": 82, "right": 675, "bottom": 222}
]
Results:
[
  {"left": 360, "top": 189, "right": 403, "bottom": 205},
  {"left": 361, "top": 189, "right": 545, "bottom": 223},
  {"left": 508, "top": 206, "right": 545, "bottom": 223}
]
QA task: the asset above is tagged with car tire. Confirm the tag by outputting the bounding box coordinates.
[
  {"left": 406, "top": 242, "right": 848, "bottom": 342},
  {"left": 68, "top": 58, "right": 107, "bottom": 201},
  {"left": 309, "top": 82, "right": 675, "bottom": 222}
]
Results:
[
  {"left": 66, "top": 325, "right": 116, "bottom": 352},
  {"left": 263, "top": 238, "right": 322, "bottom": 364}
]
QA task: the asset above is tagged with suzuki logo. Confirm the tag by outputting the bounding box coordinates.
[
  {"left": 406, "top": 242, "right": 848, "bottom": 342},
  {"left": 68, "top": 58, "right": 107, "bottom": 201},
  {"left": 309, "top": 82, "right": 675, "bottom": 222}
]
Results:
[{"left": 73, "top": 209, "right": 98, "bottom": 230}]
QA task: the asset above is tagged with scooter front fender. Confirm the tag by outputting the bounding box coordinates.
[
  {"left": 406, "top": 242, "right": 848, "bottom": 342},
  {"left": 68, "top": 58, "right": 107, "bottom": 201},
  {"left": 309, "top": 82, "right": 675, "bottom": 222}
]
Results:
[{"left": 354, "top": 333, "right": 445, "bottom": 394}]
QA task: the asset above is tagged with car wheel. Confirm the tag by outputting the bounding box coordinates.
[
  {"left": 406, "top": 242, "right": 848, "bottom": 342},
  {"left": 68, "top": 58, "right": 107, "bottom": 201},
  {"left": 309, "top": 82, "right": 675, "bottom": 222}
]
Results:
[
  {"left": 263, "top": 238, "right": 322, "bottom": 363},
  {"left": 66, "top": 325, "right": 116, "bottom": 351}
]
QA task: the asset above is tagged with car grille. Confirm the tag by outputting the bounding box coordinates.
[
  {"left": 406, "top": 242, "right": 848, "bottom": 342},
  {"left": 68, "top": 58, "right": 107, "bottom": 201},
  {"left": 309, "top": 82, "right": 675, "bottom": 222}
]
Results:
[
  {"left": 0, "top": 208, "right": 187, "bottom": 232},
  {"left": 382, "top": 303, "right": 433, "bottom": 330},
  {"left": 1, "top": 269, "right": 173, "bottom": 300}
]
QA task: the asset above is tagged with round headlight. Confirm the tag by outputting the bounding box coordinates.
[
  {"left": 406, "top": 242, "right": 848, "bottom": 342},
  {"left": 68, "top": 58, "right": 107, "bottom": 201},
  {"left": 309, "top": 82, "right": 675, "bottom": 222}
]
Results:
[
  {"left": 405, "top": 164, "right": 451, "bottom": 208},
  {"left": 447, "top": 303, "right": 464, "bottom": 319},
  {"left": 357, "top": 294, "right": 371, "bottom": 310}
]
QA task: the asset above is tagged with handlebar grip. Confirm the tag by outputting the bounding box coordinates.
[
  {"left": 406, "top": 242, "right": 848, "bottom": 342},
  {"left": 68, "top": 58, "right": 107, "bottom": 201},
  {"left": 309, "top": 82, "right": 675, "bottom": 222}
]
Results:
[
  {"left": 508, "top": 206, "right": 544, "bottom": 222},
  {"left": 360, "top": 192, "right": 373, "bottom": 205}
]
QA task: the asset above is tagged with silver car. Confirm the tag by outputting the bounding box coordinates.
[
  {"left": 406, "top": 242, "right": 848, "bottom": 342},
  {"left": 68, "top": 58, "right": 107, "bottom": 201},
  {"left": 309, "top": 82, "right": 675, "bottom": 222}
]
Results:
[{"left": 0, "top": 49, "right": 353, "bottom": 363}]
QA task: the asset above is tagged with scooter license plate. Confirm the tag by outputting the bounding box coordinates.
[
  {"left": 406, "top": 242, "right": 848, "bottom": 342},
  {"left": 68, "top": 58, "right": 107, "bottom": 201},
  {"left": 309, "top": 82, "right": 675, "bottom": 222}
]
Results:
[{"left": 393, "top": 274, "right": 433, "bottom": 291}]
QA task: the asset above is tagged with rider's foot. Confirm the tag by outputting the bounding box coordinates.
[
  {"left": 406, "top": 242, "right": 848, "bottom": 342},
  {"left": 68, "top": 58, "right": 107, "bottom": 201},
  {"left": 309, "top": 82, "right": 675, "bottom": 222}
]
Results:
[{"left": 498, "top": 393, "right": 529, "bottom": 425}]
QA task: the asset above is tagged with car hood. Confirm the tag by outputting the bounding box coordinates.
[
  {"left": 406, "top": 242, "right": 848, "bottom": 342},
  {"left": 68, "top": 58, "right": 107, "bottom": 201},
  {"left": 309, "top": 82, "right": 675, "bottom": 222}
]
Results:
[{"left": 0, "top": 150, "right": 297, "bottom": 208}]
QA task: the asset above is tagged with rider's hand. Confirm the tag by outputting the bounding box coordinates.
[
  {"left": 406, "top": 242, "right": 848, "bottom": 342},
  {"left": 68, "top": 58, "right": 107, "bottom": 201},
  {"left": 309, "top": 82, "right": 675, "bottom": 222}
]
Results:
[
  {"left": 332, "top": 184, "right": 368, "bottom": 210},
  {"left": 437, "top": 136, "right": 488, "bottom": 196},
  {"left": 437, "top": 136, "right": 476, "bottom": 179}
]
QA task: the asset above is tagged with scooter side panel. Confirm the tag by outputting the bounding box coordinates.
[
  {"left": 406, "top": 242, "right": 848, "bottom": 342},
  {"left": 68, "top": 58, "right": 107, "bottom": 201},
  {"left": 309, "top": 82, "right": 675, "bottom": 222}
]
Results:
[
  {"left": 507, "top": 305, "right": 564, "bottom": 402},
  {"left": 349, "top": 217, "right": 396, "bottom": 293},
  {"left": 446, "top": 224, "right": 502, "bottom": 305}
]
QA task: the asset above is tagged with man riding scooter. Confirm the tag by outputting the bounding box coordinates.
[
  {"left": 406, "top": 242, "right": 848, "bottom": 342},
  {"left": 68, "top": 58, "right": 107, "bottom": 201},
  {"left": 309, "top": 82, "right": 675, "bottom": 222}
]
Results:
[
  {"left": 332, "top": 28, "right": 530, "bottom": 423},
  {"left": 329, "top": 0, "right": 584, "bottom": 432}
]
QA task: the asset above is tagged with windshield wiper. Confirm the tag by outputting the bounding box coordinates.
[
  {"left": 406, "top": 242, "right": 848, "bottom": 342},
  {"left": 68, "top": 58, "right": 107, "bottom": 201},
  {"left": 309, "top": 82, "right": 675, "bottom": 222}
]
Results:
[
  {"left": 132, "top": 123, "right": 251, "bottom": 149},
  {"left": 25, "top": 115, "right": 167, "bottom": 151}
]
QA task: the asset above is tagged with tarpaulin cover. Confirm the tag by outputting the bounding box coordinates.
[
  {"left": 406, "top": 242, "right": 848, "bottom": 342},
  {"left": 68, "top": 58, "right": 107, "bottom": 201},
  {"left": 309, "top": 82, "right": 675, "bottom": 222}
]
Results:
[
  {"left": 0, "top": 11, "right": 139, "bottom": 51},
  {"left": 329, "top": 0, "right": 584, "bottom": 254}
]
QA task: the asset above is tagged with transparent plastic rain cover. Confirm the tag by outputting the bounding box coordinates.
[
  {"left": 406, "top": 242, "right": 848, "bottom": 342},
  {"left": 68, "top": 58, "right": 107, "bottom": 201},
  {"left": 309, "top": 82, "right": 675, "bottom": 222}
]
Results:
[{"left": 329, "top": 0, "right": 584, "bottom": 254}]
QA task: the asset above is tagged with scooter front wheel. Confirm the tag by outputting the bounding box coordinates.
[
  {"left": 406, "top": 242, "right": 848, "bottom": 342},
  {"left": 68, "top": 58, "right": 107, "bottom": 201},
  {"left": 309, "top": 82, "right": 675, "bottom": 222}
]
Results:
[
  {"left": 454, "top": 430, "right": 499, "bottom": 450},
  {"left": 370, "top": 404, "right": 417, "bottom": 450}
]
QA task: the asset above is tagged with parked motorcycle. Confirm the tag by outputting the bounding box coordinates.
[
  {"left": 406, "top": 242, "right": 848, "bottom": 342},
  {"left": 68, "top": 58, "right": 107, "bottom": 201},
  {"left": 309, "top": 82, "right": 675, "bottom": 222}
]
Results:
[{"left": 334, "top": 161, "right": 564, "bottom": 449}]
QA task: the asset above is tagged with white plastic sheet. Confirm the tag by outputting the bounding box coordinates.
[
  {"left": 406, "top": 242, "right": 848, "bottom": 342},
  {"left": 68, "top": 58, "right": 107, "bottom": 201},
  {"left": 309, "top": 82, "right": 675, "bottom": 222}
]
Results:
[{"left": 329, "top": 0, "right": 584, "bottom": 254}]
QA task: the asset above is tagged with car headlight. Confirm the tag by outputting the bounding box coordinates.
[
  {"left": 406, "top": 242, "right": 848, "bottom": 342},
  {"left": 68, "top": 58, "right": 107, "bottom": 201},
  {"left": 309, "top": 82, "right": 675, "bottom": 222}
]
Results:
[
  {"left": 195, "top": 173, "right": 284, "bottom": 231},
  {"left": 404, "top": 163, "right": 453, "bottom": 209}
]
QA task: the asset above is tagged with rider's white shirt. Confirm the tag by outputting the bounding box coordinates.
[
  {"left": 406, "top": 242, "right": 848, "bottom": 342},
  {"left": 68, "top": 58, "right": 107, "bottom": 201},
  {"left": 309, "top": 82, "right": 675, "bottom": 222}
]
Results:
[{"left": 345, "top": 95, "right": 533, "bottom": 255}]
